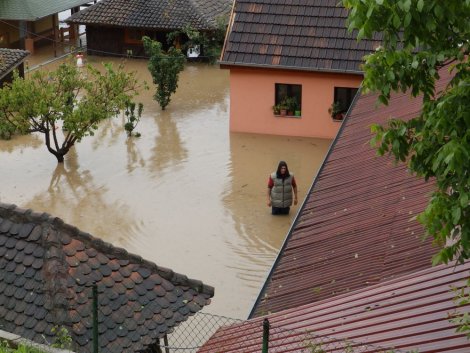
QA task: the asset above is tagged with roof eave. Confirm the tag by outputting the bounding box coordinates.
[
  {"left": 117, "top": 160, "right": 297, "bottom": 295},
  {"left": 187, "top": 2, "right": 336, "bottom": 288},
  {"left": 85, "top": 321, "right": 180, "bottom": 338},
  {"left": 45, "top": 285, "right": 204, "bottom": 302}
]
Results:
[
  {"left": 0, "top": 53, "right": 29, "bottom": 81},
  {"left": 219, "top": 61, "right": 364, "bottom": 75}
]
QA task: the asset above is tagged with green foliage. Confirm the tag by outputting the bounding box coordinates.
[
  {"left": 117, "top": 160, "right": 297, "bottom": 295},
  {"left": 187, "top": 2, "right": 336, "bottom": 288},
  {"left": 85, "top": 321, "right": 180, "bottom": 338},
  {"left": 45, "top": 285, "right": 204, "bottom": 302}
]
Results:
[
  {"left": 450, "top": 279, "right": 470, "bottom": 338},
  {"left": 281, "top": 96, "right": 298, "bottom": 112},
  {"left": 0, "top": 341, "right": 50, "bottom": 353},
  {"left": 343, "top": 0, "right": 470, "bottom": 265},
  {"left": 50, "top": 325, "right": 72, "bottom": 350},
  {"left": 328, "top": 101, "right": 343, "bottom": 118},
  {"left": 0, "top": 57, "right": 141, "bottom": 163},
  {"left": 167, "top": 15, "right": 229, "bottom": 64},
  {"left": 143, "top": 36, "right": 186, "bottom": 110},
  {"left": 303, "top": 338, "right": 325, "bottom": 353},
  {"left": 124, "top": 101, "right": 143, "bottom": 137},
  {"left": 272, "top": 104, "right": 281, "bottom": 115}
]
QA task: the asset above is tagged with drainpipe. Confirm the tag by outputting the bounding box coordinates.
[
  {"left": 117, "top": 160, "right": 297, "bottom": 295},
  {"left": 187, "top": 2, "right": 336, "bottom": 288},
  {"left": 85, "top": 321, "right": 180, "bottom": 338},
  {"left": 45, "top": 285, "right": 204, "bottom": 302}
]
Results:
[{"left": 262, "top": 318, "right": 270, "bottom": 353}]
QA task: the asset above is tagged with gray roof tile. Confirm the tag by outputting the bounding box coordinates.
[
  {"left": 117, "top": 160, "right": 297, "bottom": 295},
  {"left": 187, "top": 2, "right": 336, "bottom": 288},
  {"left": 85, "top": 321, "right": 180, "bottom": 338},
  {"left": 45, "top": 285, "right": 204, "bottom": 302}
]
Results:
[
  {"left": 66, "top": 0, "right": 232, "bottom": 31},
  {"left": 221, "top": 0, "right": 382, "bottom": 73},
  {"left": 0, "top": 202, "right": 214, "bottom": 353}
]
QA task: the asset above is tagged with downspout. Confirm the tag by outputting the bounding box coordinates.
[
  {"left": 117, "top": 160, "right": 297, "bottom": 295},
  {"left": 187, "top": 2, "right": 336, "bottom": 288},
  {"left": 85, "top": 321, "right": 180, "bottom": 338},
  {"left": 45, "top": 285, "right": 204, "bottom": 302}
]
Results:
[{"left": 218, "top": 0, "right": 236, "bottom": 63}]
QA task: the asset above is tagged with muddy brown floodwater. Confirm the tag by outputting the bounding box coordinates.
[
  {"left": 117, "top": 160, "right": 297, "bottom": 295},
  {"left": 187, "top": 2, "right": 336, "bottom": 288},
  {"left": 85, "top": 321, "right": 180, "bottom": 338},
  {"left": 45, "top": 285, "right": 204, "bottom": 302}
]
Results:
[{"left": 0, "top": 57, "right": 331, "bottom": 319}]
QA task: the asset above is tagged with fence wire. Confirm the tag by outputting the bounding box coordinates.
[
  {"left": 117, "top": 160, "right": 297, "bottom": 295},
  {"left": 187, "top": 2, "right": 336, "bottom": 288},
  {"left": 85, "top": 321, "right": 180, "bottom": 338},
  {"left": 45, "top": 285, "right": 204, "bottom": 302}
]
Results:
[
  {"left": 194, "top": 318, "right": 410, "bottom": 353},
  {"left": 266, "top": 320, "right": 408, "bottom": 353},
  {"left": 27, "top": 284, "right": 409, "bottom": 353}
]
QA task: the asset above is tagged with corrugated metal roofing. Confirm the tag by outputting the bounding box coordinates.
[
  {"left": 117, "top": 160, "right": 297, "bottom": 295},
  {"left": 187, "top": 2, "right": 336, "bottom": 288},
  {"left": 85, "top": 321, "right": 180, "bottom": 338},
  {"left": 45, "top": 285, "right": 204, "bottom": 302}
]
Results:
[
  {"left": 0, "top": 0, "right": 92, "bottom": 21},
  {"left": 220, "top": 0, "right": 381, "bottom": 73},
  {"left": 250, "top": 64, "right": 455, "bottom": 318},
  {"left": 199, "top": 262, "right": 470, "bottom": 353}
]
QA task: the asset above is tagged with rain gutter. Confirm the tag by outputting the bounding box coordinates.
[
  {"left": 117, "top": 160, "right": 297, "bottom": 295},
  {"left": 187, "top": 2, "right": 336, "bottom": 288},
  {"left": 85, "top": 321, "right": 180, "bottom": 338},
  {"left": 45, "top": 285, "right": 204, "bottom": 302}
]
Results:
[{"left": 219, "top": 61, "right": 364, "bottom": 76}]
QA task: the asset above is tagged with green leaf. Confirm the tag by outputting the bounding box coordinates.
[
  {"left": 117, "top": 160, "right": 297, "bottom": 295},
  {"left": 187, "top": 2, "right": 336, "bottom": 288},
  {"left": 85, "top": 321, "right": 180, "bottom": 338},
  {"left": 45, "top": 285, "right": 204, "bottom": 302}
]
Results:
[
  {"left": 452, "top": 207, "right": 461, "bottom": 225},
  {"left": 461, "top": 193, "right": 469, "bottom": 208},
  {"left": 417, "top": 0, "right": 424, "bottom": 12},
  {"left": 404, "top": 13, "right": 412, "bottom": 27},
  {"left": 357, "top": 27, "right": 365, "bottom": 40},
  {"left": 392, "top": 14, "right": 401, "bottom": 29},
  {"left": 403, "top": 0, "right": 411, "bottom": 12}
]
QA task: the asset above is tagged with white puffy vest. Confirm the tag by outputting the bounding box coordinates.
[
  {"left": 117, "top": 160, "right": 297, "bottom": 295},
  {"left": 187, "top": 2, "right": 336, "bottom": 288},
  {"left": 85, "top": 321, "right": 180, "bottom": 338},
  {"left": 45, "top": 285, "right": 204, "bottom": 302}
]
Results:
[{"left": 270, "top": 172, "right": 293, "bottom": 208}]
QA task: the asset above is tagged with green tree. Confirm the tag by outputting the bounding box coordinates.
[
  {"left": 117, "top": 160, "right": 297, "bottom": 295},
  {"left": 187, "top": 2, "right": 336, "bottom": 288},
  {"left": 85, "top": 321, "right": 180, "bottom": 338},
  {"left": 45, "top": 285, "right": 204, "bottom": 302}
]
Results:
[
  {"left": 167, "top": 15, "right": 229, "bottom": 64},
  {"left": 142, "top": 36, "right": 186, "bottom": 110},
  {"left": 342, "top": 0, "right": 470, "bottom": 264},
  {"left": 0, "top": 59, "right": 140, "bottom": 163}
]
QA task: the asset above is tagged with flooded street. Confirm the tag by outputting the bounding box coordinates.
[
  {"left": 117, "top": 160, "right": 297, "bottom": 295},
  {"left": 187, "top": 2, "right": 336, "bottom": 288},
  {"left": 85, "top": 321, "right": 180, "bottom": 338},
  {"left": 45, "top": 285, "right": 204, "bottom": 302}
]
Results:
[{"left": 0, "top": 57, "right": 331, "bottom": 318}]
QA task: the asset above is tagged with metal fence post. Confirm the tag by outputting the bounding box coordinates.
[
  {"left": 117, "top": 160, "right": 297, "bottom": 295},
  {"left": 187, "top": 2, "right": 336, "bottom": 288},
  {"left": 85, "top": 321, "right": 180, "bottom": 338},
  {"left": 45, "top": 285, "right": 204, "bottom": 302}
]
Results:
[
  {"left": 92, "top": 284, "right": 99, "bottom": 353},
  {"left": 262, "top": 318, "right": 270, "bottom": 353}
]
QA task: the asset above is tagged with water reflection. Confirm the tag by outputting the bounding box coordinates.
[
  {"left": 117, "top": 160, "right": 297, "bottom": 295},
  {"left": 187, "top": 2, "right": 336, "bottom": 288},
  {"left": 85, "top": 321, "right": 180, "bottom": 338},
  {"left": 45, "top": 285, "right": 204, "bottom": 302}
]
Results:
[
  {"left": 222, "top": 132, "right": 331, "bottom": 287},
  {"left": 3, "top": 58, "right": 331, "bottom": 318},
  {"left": 150, "top": 111, "right": 188, "bottom": 172},
  {"left": 126, "top": 137, "right": 146, "bottom": 173},
  {"left": 91, "top": 115, "right": 124, "bottom": 151},
  {"left": 27, "top": 149, "right": 142, "bottom": 244},
  {"left": 0, "top": 133, "right": 42, "bottom": 154}
]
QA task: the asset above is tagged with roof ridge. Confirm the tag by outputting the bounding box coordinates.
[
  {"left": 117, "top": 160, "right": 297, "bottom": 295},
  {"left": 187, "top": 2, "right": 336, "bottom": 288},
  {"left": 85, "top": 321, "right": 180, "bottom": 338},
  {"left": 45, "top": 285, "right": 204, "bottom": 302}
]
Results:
[
  {"left": 0, "top": 202, "right": 214, "bottom": 296},
  {"left": 187, "top": 0, "right": 217, "bottom": 28}
]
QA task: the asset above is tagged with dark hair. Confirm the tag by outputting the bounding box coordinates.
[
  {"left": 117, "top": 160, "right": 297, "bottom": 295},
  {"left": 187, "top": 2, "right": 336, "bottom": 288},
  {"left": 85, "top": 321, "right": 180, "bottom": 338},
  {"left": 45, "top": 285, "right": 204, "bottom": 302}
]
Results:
[{"left": 276, "top": 161, "right": 290, "bottom": 178}]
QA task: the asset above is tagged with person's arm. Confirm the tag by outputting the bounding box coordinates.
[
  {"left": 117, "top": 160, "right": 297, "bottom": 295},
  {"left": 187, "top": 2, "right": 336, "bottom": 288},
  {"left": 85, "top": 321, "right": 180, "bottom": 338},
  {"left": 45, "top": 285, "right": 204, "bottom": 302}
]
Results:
[
  {"left": 267, "top": 176, "right": 273, "bottom": 206},
  {"left": 292, "top": 176, "right": 298, "bottom": 205}
]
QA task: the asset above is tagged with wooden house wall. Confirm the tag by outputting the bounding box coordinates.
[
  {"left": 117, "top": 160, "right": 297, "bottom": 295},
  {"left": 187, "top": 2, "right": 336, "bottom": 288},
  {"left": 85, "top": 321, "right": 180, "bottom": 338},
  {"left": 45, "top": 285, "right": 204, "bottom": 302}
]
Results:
[
  {"left": 85, "top": 25, "right": 186, "bottom": 57},
  {"left": 86, "top": 26, "right": 125, "bottom": 56}
]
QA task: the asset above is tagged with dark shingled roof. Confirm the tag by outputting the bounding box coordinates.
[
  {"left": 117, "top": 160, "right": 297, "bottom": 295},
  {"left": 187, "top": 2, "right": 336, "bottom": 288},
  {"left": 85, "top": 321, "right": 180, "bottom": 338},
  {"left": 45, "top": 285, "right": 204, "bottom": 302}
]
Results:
[
  {"left": 200, "top": 262, "right": 470, "bottom": 353},
  {"left": 0, "top": 48, "right": 29, "bottom": 81},
  {"left": 66, "top": 0, "right": 232, "bottom": 31},
  {"left": 220, "top": 0, "right": 381, "bottom": 73},
  {"left": 249, "top": 60, "right": 456, "bottom": 319},
  {"left": 0, "top": 202, "right": 214, "bottom": 353}
]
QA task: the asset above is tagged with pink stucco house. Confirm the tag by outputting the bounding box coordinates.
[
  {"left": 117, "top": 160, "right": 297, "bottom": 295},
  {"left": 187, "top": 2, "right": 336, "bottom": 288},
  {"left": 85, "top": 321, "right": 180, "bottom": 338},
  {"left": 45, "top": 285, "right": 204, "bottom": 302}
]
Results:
[{"left": 220, "top": 0, "right": 380, "bottom": 139}]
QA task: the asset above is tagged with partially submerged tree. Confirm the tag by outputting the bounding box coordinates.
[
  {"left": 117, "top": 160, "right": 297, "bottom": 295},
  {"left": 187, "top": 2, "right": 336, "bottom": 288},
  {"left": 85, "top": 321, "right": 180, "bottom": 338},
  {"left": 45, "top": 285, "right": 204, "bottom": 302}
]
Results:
[
  {"left": 143, "top": 36, "right": 185, "bottom": 110},
  {"left": 342, "top": 0, "right": 470, "bottom": 264},
  {"left": 124, "top": 101, "right": 143, "bottom": 137},
  {"left": 0, "top": 59, "right": 140, "bottom": 162}
]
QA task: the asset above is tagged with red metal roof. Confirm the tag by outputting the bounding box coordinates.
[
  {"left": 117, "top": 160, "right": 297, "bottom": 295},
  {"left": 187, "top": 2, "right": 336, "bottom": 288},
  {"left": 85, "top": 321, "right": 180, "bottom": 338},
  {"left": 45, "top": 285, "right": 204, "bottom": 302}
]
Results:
[
  {"left": 199, "top": 262, "right": 470, "bottom": 353},
  {"left": 250, "top": 66, "right": 455, "bottom": 318}
]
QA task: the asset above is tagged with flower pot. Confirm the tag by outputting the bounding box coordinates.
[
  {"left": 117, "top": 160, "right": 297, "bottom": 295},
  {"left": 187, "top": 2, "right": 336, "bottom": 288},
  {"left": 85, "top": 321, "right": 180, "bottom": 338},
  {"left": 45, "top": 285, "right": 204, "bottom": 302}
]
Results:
[
  {"left": 333, "top": 112, "right": 344, "bottom": 121},
  {"left": 280, "top": 109, "right": 287, "bottom": 116}
]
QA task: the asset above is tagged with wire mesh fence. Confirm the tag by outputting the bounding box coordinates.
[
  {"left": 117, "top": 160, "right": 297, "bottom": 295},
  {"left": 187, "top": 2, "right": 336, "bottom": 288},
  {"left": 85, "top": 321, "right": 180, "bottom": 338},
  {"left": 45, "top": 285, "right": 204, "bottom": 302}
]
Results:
[
  {"left": 83, "top": 283, "right": 244, "bottom": 353},
  {"left": 163, "top": 312, "right": 244, "bottom": 352},
  {"left": 266, "top": 320, "right": 408, "bottom": 353},
  {"left": 196, "top": 318, "right": 410, "bottom": 353},
  {"left": 24, "top": 284, "right": 409, "bottom": 353}
]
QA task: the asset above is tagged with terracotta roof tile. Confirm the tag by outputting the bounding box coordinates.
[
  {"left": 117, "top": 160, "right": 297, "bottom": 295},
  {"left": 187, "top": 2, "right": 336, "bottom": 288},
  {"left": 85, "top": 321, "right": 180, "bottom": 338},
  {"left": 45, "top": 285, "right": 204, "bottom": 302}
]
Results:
[
  {"left": 221, "top": 0, "right": 381, "bottom": 73},
  {"left": 0, "top": 203, "right": 214, "bottom": 353}
]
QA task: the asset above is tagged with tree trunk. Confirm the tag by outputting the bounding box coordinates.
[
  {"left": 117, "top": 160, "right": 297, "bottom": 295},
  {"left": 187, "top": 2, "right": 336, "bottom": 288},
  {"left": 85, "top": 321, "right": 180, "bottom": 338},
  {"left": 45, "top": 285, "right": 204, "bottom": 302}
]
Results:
[{"left": 56, "top": 154, "right": 65, "bottom": 163}]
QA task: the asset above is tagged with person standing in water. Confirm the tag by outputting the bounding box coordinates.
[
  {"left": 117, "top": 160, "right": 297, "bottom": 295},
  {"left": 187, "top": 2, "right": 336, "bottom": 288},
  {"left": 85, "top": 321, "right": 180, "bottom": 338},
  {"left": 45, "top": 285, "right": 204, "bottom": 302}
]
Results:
[{"left": 267, "top": 161, "right": 298, "bottom": 215}]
